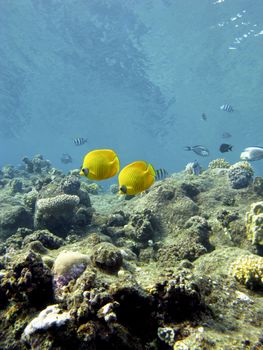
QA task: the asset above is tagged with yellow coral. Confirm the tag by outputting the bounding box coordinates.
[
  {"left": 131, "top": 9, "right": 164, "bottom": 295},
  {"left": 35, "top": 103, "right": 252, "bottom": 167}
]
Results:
[
  {"left": 208, "top": 158, "right": 230, "bottom": 169},
  {"left": 231, "top": 255, "right": 263, "bottom": 290},
  {"left": 245, "top": 201, "right": 263, "bottom": 245}
]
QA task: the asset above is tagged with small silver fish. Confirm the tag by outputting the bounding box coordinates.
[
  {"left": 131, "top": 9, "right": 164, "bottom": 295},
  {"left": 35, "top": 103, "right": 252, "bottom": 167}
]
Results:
[
  {"left": 220, "top": 104, "right": 234, "bottom": 112},
  {"left": 240, "top": 147, "right": 263, "bottom": 161},
  {"left": 61, "top": 153, "right": 72, "bottom": 164},
  {"left": 222, "top": 132, "right": 232, "bottom": 139},
  {"left": 73, "top": 137, "right": 88, "bottom": 146},
  {"left": 201, "top": 113, "right": 207, "bottom": 121},
  {"left": 184, "top": 145, "right": 210, "bottom": 157}
]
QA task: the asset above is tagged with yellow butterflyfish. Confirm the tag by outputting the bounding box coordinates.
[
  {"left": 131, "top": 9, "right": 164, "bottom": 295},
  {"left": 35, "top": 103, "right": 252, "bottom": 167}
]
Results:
[
  {"left": 80, "top": 149, "right": 120, "bottom": 181},
  {"left": 118, "top": 160, "right": 156, "bottom": 195}
]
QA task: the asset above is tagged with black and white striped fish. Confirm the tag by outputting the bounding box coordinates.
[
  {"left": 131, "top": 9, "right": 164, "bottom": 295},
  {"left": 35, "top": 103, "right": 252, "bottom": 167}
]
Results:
[
  {"left": 73, "top": 137, "right": 88, "bottom": 146},
  {"left": 220, "top": 104, "right": 234, "bottom": 112},
  {"left": 155, "top": 168, "right": 169, "bottom": 180}
]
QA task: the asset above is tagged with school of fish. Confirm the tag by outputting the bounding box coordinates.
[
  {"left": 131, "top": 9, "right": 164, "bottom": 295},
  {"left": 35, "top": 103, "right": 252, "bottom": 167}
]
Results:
[{"left": 73, "top": 100, "right": 262, "bottom": 196}]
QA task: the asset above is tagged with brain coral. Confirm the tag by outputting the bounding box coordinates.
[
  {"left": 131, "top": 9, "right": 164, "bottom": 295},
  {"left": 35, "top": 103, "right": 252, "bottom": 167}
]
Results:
[
  {"left": 231, "top": 255, "right": 263, "bottom": 290},
  {"left": 34, "top": 194, "right": 80, "bottom": 235},
  {"left": 35, "top": 194, "right": 80, "bottom": 214},
  {"left": 228, "top": 161, "right": 254, "bottom": 189},
  {"left": 229, "top": 161, "right": 254, "bottom": 177}
]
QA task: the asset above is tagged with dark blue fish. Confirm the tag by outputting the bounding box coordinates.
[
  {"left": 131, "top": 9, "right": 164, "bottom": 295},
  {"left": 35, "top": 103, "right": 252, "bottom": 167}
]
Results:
[
  {"left": 184, "top": 145, "right": 210, "bottom": 157},
  {"left": 219, "top": 143, "right": 233, "bottom": 153},
  {"left": 73, "top": 137, "right": 88, "bottom": 146},
  {"left": 220, "top": 104, "right": 234, "bottom": 112}
]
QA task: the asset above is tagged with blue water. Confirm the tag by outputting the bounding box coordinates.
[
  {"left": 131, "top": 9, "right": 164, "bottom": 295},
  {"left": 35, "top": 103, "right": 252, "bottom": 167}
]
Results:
[{"left": 1, "top": 0, "right": 263, "bottom": 176}]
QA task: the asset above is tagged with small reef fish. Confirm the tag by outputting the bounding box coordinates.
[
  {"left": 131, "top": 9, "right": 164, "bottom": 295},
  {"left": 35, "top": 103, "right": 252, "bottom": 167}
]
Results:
[
  {"left": 222, "top": 132, "right": 232, "bottom": 139},
  {"left": 74, "top": 137, "right": 88, "bottom": 146},
  {"left": 201, "top": 113, "right": 207, "bottom": 121},
  {"left": 118, "top": 160, "right": 156, "bottom": 195},
  {"left": 219, "top": 143, "right": 233, "bottom": 153},
  {"left": 60, "top": 153, "right": 72, "bottom": 164},
  {"left": 220, "top": 104, "right": 234, "bottom": 112},
  {"left": 185, "top": 160, "right": 202, "bottom": 175},
  {"left": 240, "top": 147, "right": 263, "bottom": 161},
  {"left": 80, "top": 149, "right": 120, "bottom": 180},
  {"left": 191, "top": 160, "right": 202, "bottom": 175},
  {"left": 155, "top": 168, "right": 169, "bottom": 180},
  {"left": 184, "top": 145, "right": 210, "bottom": 157}
]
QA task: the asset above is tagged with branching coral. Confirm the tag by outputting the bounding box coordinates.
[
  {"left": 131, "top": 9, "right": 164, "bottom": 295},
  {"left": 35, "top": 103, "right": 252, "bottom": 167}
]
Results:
[
  {"left": 208, "top": 158, "right": 230, "bottom": 169},
  {"left": 231, "top": 255, "right": 263, "bottom": 290}
]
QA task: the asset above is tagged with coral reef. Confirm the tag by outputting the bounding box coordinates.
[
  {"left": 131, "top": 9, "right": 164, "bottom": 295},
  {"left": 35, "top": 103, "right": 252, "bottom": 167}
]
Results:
[
  {"left": 0, "top": 251, "right": 53, "bottom": 308},
  {"left": 90, "top": 242, "right": 123, "bottom": 272},
  {"left": 23, "top": 190, "right": 38, "bottom": 211},
  {"left": 245, "top": 201, "right": 263, "bottom": 245},
  {"left": 53, "top": 251, "right": 89, "bottom": 299},
  {"left": 231, "top": 254, "right": 263, "bottom": 290},
  {"left": 228, "top": 161, "right": 254, "bottom": 189},
  {"left": 60, "top": 175, "right": 80, "bottom": 195},
  {"left": 253, "top": 176, "right": 263, "bottom": 195},
  {"left": 82, "top": 182, "right": 102, "bottom": 195},
  {"left": 208, "top": 158, "right": 230, "bottom": 169},
  {"left": 1, "top": 165, "right": 15, "bottom": 178},
  {"left": 109, "top": 184, "right": 119, "bottom": 194},
  {"left": 22, "top": 229, "right": 64, "bottom": 250},
  {"left": 22, "top": 154, "right": 51, "bottom": 174},
  {"left": 230, "top": 161, "right": 254, "bottom": 177},
  {"left": 0, "top": 156, "right": 263, "bottom": 349},
  {"left": 0, "top": 206, "right": 33, "bottom": 239},
  {"left": 23, "top": 304, "right": 71, "bottom": 342},
  {"left": 34, "top": 194, "right": 80, "bottom": 235},
  {"left": 158, "top": 215, "right": 212, "bottom": 264}
]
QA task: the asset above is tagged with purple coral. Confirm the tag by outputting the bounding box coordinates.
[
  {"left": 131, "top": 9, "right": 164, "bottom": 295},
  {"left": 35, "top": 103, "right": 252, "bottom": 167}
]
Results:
[
  {"left": 52, "top": 251, "right": 89, "bottom": 299},
  {"left": 53, "top": 263, "right": 86, "bottom": 291}
]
